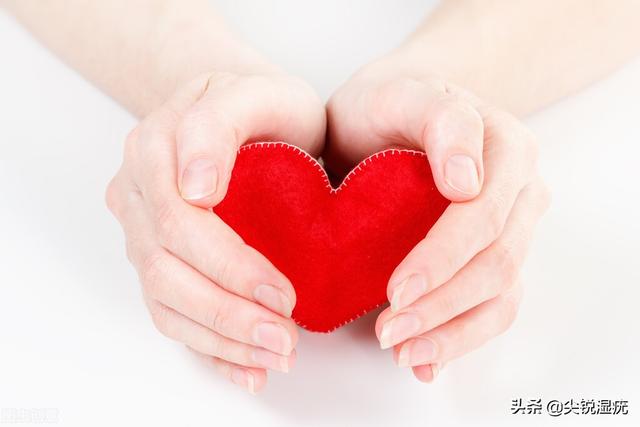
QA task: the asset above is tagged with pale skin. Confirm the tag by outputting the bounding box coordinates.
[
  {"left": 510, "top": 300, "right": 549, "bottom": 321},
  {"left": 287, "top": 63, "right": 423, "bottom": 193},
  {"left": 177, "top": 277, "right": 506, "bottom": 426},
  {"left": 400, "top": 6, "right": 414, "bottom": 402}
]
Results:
[{"left": 3, "top": 0, "right": 639, "bottom": 392}]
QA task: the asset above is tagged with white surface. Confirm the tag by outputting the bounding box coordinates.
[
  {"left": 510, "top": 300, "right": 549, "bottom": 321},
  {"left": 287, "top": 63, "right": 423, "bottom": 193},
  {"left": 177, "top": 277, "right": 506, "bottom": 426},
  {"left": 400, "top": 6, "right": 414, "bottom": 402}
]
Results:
[{"left": 1, "top": 2, "right": 639, "bottom": 426}]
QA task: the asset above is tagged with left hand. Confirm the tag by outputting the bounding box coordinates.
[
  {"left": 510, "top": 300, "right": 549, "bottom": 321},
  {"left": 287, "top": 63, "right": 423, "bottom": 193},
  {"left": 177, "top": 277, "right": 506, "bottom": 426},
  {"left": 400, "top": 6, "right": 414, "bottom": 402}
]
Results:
[
  {"left": 106, "top": 70, "right": 326, "bottom": 393},
  {"left": 325, "top": 57, "right": 550, "bottom": 382}
]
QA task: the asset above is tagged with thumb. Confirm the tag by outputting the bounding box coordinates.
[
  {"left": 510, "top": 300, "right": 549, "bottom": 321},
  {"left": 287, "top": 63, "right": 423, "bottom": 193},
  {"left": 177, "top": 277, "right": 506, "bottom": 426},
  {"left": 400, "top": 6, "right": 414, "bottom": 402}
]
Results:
[
  {"left": 176, "top": 80, "right": 255, "bottom": 208},
  {"left": 176, "top": 103, "right": 239, "bottom": 209},
  {"left": 420, "top": 96, "right": 484, "bottom": 202},
  {"left": 176, "top": 75, "right": 325, "bottom": 209}
]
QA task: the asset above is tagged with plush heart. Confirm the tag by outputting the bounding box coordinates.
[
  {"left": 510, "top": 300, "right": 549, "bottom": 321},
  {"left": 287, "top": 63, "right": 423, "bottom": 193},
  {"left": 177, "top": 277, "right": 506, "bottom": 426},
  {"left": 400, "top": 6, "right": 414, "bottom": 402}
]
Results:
[{"left": 213, "top": 142, "right": 449, "bottom": 332}]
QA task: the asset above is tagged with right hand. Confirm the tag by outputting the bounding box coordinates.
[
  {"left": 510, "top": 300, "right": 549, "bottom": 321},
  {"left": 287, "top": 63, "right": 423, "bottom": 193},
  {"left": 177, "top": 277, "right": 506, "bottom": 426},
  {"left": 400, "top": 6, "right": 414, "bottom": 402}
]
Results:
[
  {"left": 106, "top": 70, "right": 326, "bottom": 393},
  {"left": 325, "top": 58, "right": 549, "bottom": 382}
]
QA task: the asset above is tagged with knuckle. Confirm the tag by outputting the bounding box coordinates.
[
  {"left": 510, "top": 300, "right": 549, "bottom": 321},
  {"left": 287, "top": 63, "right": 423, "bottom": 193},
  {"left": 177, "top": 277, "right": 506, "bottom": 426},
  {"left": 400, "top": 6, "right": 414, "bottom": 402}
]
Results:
[
  {"left": 125, "top": 126, "right": 141, "bottom": 146},
  {"left": 179, "top": 108, "right": 212, "bottom": 134},
  {"left": 365, "top": 79, "right": 416, "bottom": 132},
  {"left": 149, "top": 303, "right": 171, "bottom": 336},
  {"left": 206, "top": 71, "right": 239, "bottom": 89},
  {"left": 179, "top": 107, "right": 238, "bottom": 150},
  {"left": 499, "top": 292, "right": 521, "bottom": 332},
  {"left": 373, "top": 78, "right": 408, "bottom": 102},
  {"left": 445, "top": 98, "right": 484, "bottom": 133},
  {"left": 211, "top": 254, "right": 232, "bottom": 288},
  {"left": 125, "top": 236, "right": 138, "bottom": 265},
  {"left": 484, "top": 110, "right": 531, "bottom": 154},
  {"left": 176, "top": 110, "right": 202, "bottom": 136},
  {"left": 124, "top": 239, "right": 136, "bottom": 265},
  {"left": 239, "top": 75, "right": 281, "bottom": 106},
  {"left": 288, "top": 76, "right": 323, "bottom": 106},
  {"left": 124, "top": 232, "right": 147, "bottom": 267},
  {"left": 537, "top": 180, "right": 553, "bottom": 212},
  {"left": 432, "top": 290, "right": 462, "bottom": 323},
  {"left": 420, "top": 239, "right": 460, "bottom": 283},
  {"left": 209, "top": 241, "right": 246, "bottom": 288},
  {"left": 485, "top": 108, "right": 518, "bottom": 130},
  {"left": 443, "top": 82, "right": 482, "bottom": 107},
  {"left": 445, "top": 316, "right": 471, "bottom": 349},
  {"left": 204, "top": 333, "right": 226, "bottom": 358},
  {"left": 154, "top": 200, "right": 180, "bottom": 246},
  {"left": 486, "top": 109, "right": 539, "bottom": 172},
  {"left": 325, "top": 91, "right": 344, "bottom": 117},
  {"left": 139, "top": 251, "right": 167, "bottom": 299},
  {"left": 483, "top": 191, "right": 510, "bottom": 240},
  {"left": 105, "top": 171, "right": 144, "bottom": 222},
  {"left": 203, "top": 298, "right": 232, "bottom": 334},
  {"left": 242, "top": 73, "right": 272, "bottom": 89},
  {"left": 104, "top": 176, "right": 122, "bottom": 217},
  {"left": 491, "top": 241, "right": 520, "bottom": 290}
]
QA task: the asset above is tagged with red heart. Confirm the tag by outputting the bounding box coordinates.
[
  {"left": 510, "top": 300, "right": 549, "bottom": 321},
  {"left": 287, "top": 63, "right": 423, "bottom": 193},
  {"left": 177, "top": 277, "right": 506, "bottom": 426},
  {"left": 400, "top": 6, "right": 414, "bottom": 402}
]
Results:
[{"left": 214, "top": 142, "right": 449, "bottom": 332}]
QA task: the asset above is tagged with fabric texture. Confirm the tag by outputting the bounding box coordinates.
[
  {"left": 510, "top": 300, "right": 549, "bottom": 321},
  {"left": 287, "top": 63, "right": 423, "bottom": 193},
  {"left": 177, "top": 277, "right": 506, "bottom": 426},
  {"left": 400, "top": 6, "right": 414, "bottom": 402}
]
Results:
[{"left": 214, "top": 142, "right": 449, "bottom": 332}]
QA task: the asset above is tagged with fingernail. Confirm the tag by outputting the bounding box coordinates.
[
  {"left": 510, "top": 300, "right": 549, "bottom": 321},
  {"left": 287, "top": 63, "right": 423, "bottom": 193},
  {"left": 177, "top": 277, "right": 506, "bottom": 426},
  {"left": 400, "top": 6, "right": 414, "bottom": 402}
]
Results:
[
  {"left": 397, "top": 338, "right": 437, "bottom": 367},
  {"left": 379, "top": 313, "right": 422, "bottom": 349},
  {"left": 390, "top": 275, "right": 428, "bottom": 312},
  {"left": 181, "top": 158, "right": 218, "bottom": 200},
  {"left": 252, "top": 348, "right": 291, "bottom": 373},
  {"left": 444, "top": 154, "right": 479, "bottom": 195},
  {"left": 253, "top": 284, "right": 293, "bottom": 317},
  {"left": 230, "top": 367, "right": 256, "bottom": 394},
  {"left": 252, "top": 322, "right": 293, "bottom": 355}
]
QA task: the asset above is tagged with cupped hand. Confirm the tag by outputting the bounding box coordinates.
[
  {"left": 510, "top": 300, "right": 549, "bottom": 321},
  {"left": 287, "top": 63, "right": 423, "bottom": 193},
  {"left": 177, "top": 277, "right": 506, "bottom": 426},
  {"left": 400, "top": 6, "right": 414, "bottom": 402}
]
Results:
[
  {"left": 106, "top": 70, "right": 326, "bottom": 393},
  {"left": 326, "top": 58, "right": 550, "bottom": 382}
]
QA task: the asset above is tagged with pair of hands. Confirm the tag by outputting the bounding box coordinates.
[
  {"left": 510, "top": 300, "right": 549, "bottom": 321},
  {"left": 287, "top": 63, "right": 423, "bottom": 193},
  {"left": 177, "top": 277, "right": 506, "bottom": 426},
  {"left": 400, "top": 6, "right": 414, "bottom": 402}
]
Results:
[{"left": 106, "top": 55, "right": 550, "bottom": 393}]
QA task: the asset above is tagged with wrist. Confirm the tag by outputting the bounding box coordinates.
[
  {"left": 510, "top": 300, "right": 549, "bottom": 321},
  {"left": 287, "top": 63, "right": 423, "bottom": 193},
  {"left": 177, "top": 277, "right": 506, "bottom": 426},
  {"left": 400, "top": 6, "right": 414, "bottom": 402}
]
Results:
[
  {"left": 142, "top": 18, "right": 279, "bottom": 115},
  {"left": 352, "top": 28, "right": 495, "bottom": 110},
  {"left": 379, "top": 42, "right": 483, "bottom": 91},
  {"left": 374, "top": 21, "right": 531, "bottom": 114}
]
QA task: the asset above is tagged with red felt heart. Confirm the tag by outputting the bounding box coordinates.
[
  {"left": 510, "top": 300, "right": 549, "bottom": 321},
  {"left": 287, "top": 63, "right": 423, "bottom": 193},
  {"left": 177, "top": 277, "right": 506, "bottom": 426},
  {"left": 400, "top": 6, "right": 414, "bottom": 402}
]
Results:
[{"left": 213, "top": 142, "right": 449, "bottom": 332}]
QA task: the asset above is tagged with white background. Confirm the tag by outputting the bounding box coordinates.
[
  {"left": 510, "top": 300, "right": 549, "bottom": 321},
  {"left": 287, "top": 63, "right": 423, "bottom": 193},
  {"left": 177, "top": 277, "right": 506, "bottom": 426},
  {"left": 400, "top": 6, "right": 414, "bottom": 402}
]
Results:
[{"left": 1, "top": 1, "right": 639, "bottom": 426}]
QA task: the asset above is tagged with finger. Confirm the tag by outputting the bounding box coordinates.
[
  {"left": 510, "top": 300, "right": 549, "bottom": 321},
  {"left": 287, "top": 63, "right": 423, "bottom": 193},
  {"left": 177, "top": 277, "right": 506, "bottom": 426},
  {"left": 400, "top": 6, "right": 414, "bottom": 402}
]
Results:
[
  {"left": 104, "top": 153, "right": 159, "bottom": 264},
  {"left": 155, "top": 199, "right": 297, "bottom": 317},
  {"left": 124, "top": 123, "right": 296, "bottom": 316},
  {"left": 411, "top": 364, "right": 440, "bottom": 383},
  {"left": 403, "top": 81, "right": 485, "bottom": 201},
  {"left": 137, "top": 247, "right": 298, "bottom": 356},
  {"left": 110, "top": 172, "right": 299, "bottom": 353},
  {"left": 212, "top": 358, "right": 268, "bottom": 395},
  {"left": 424, "top": 97, "right": 484, "bottom": 201},
  {"left": 130, "top": 99, "right": 297, "bottom": 317},
  {"left": 394, "top": 282, "right": 524, "bottom": 369},
  {"left": 176, "top": 73, "right": 325, "bottom": 207},
  {"left": 108, "top": 169, "right": 287, "bottom": 383},
  {"left": 328, "top": 78, "right": 484, "bottom": 200},
  {"left": 191, "top": 349, "right": 268, "bottom": 394},
  {"left": 387, "top": 111, "right": 541, "bottom": 313},
  {"left": 378, "top": 179, "right": 550, "bottom": 349},
  {"left": 144, "top": 298, "right": 295, "bottom": 373},
  {"left": 105, "top": 127, "right": 143, "bottom": 225}
]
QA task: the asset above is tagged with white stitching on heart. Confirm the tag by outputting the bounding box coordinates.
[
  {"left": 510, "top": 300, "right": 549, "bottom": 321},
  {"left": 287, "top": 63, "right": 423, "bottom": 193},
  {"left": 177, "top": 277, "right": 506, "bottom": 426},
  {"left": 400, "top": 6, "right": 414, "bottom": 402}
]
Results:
[
  {"left": 294, "top": 301, "right": 388, "bottom": 333},
  {"left": 238, "top": 141, "right": 427, "bottom": 194}
]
